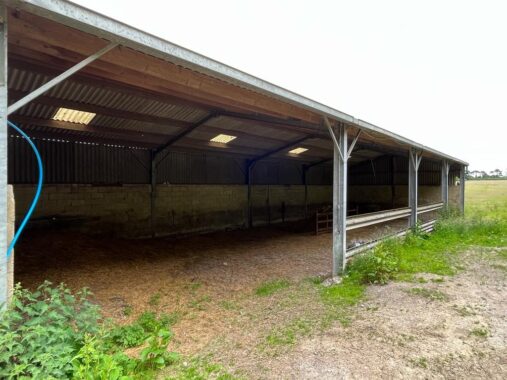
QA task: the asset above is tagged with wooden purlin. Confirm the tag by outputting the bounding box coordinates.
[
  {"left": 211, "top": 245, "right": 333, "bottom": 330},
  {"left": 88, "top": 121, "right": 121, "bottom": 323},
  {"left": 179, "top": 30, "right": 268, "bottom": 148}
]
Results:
[{"left": 8, "top": 9, "right": 323, "bottom": 124}]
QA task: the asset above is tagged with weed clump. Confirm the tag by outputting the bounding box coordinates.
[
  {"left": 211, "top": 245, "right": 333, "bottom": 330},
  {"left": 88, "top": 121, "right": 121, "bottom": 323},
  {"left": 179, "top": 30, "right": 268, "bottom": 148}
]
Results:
[
  {"left": 0, "top": 282, "right": 179, "bottom": 379},
  {"left": 348, "top": 242, "right": 399, "bottom": 284},
  {"left": 407, "top": 287, "right": 449, "bottom": 301}
]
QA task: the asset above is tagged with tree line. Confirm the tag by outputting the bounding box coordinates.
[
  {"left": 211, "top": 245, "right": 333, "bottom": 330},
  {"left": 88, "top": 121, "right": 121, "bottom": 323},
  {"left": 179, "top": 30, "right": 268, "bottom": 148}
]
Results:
[{"left": 467, "top": 168, "right": 506, "bottom": 180}]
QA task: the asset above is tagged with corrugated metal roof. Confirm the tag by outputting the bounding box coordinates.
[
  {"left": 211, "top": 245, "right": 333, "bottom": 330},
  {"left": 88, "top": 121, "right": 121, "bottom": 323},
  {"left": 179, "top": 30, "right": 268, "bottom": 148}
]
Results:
[
  {"left": 7, "top": 62, "right": 443, "bottom": 166},
  {"left": 7, "top": 0, "right": 466, "bottom": 165},
  {"left": 8, "top": 67, "right": 337, "bottom": 161}
]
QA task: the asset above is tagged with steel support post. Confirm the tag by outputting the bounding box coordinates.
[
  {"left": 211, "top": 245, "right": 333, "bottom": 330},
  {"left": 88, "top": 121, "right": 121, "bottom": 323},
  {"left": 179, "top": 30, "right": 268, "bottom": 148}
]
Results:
[
  {"left": 149, "top": 151, "right": 157, "bottom": 237},
  {"left": 0, "top": 4, "right": 9, "bottom": 307},
  {"left": 246, "top": 161, "right": 254, "bottom": 228},
  {"left": 409, "top": 149, "right": 423, "bottom": 228},
  {"left": 329, "top": 124, "right": 348, "bottom": 276},
  {"left": 441, "top": 160, "right": 450, "bottom": 206},
  {"left": 303, "top": 165, "right": 308, "bottom": 219},
  {"left": 459, "top": 165, "right": 466, "bottom": 214}
]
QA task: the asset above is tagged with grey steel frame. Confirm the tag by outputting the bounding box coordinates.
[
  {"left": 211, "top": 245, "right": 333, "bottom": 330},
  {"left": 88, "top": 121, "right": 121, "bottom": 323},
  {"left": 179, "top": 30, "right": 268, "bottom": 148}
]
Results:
[
  {"left": 441, "top": 160, "right": 450, "bottom": 205},
  {"left": 0, "top": 4, "right": 9, "bottom": 307},
  {"left": 325, "top": 118, "right": 352, "bottom": 277},
  {"left": 409, "top": 149, "right": 423, "bottom": 228},
  {"left": 0, "top": 0, "right": 470, "bottom": 304}
]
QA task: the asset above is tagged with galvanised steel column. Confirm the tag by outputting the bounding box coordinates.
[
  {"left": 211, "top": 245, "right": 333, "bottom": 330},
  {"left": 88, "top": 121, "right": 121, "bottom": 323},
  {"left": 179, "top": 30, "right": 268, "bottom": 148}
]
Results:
[
  {"left": 246, "top": 161, "right": 254, "bottom": 228},
  {"left": 0, "top": 4, "right": 9, "bottom": 307},
  {"left": 149, "top": 151, "right": 157, "bottom": 237},
  {"left": 441, "top": 160, "right": 450, "bottom": 206},
  {"left": 332, "top": 124, "right": 347, "bottom": 276},
  {"left": 409, "top": 149, "right": 422, "bottom": 228},
  {"left": 459, "top": 165, "right": 466, "bottom": 214}
]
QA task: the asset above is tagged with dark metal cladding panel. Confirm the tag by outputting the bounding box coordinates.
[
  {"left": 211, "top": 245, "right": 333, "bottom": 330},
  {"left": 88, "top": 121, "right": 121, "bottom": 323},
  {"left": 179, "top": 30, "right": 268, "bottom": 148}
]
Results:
[
  {"left": 205, "top": 155, "right": 245, "bottom": 184},
  {"left": 348, "top": 155, "right": 443, "bottom": 186},
  {"left": 8, "top": 136, "right": 150, "bottom": 184},
  {"left": 156, "top": 151, "right": 245, "bottom": 184},
  {"left": 306, "top": 164, "right": 332, "bottom": 185},
  {"left": 418, "top": 159, "right": 441, "bottom": 186},
  {"left": 252, "top": 161, "right": 278, "bottom": 185}
]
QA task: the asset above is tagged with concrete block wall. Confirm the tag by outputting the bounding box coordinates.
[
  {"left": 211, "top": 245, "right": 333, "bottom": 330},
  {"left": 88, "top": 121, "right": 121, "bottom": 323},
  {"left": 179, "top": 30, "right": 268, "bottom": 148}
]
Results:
[
  {"left": 153, "top": 185, "right": 247, "bottom": 236},
  {"left": 449, "top": 185, "right": 460, "bottom": 208},
  {"left": 14, "top": 184, "right": 152, "bottom": 237},
  {"left": 13, "top": 183, "right": 452, "bottom": 238},
  {"left": 13, "top": 184, "right": 333, "bottom": 237}
]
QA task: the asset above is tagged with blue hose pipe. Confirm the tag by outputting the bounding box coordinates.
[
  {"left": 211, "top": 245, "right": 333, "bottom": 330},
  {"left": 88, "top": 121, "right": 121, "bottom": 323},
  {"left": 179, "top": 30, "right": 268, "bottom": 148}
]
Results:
[{"left": 6, "top": 121, "right": 43, "bottom": 258}]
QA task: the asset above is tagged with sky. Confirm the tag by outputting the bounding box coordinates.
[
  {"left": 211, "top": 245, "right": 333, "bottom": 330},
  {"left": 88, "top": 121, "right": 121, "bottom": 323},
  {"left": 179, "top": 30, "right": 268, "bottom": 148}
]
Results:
[{"left": 74, "top": 0, "right": 507, "bottom": 173}]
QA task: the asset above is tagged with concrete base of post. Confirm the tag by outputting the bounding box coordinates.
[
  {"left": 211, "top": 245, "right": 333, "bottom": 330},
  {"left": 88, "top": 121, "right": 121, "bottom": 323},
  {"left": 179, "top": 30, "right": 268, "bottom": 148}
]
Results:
[{"left": 322, "top": 276, "right": 343, "bottom": 287}]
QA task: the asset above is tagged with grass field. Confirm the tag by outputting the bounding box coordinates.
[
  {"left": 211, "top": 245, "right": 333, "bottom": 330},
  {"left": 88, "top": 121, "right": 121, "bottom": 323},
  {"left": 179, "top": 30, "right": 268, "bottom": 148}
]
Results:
[{"left": 466, "top": 179, "right": 507, "bottom": 219}]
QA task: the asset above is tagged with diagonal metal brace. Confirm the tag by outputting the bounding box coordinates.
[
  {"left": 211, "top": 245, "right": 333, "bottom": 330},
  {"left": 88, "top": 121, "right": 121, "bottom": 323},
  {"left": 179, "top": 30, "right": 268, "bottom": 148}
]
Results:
[
  {"left": 8, "top": 42, "right": 118, "bottom": 115},
  {"left": 347, "top": 129, "right": 362, "bottom": 159},
  {"left": 410, "top": 149, "right": 423, "bottom": 171},
  {"left": 324, "top": 116, "right": 344, "bottom": 162}
]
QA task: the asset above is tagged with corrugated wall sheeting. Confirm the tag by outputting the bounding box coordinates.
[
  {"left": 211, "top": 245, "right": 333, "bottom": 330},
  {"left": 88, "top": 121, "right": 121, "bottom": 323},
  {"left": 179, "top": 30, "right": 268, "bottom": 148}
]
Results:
[
  {"left": 9, "top": 136, "right": 150, "bottom": 184},
  {"left": 349, "top": 155, "right": 445, "bottom": 186},
  {"left": 8, "top": 137, "right": 333, "bottom": 185},
  {"left": 9, "top": 138, "right": 447, "bottom": 186},
  {"left": 156, "top": 151, "right": 245, "bottom": 184}
]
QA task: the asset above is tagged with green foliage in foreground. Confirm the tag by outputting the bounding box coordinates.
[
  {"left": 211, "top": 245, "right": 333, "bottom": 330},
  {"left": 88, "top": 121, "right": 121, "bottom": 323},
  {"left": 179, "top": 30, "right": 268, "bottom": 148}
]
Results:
[{"left": 0, "top": 282, "right": 178, "bottom": 379}]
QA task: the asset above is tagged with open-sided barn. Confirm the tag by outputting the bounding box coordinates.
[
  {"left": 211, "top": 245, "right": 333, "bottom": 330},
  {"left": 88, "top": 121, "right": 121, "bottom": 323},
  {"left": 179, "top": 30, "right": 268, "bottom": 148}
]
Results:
[{"left": 0, "top": 0, "right": 467, "bottom": 305}]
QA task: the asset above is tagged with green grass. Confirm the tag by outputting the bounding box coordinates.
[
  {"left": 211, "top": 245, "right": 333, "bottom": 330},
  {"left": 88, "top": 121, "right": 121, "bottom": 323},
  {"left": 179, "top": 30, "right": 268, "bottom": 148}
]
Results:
[
  {"left": 149, "top": 292, "right": 161, "bottom": 307},
  {"left": 164, "top": 356, "right": 240, "bottom": 380},
  {"left": 188, "top": 296, "right": 211, "bottom": 310},
  {"left": 409, "top": 357, "right": 428, "bottom": 369},
  {"left": 265, "top": 318, "right": 313, "bottom": 347},
  {"left": 255, "top": 279, "right": 290, "bottom": 296},
  {"left": 469, "top": 326, "right": 490, "bottom": 338},
  {"left": 466, "top": 180, "right": 507, "bottom": 220},
  {"left": 407, "top": 287, "right": 449, "bottom": 301},
  {"left": 453, "top": 304, "right": 476, "bottom": 317},
  {"left": 348, "top": 180, "right": 507, "bottom": 282},
  {"left": 319, "top": 277, "right": 365, "bottom": 307}
]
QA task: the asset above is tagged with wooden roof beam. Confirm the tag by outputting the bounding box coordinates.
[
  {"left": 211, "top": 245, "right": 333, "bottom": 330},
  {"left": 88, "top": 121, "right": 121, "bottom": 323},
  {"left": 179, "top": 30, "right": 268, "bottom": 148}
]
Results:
[
  {"left": 9, "top": 115, "right": 168, "bottom": 145},
  {"left": 8, "top": 11, "right": 321, "bottom": 123}
]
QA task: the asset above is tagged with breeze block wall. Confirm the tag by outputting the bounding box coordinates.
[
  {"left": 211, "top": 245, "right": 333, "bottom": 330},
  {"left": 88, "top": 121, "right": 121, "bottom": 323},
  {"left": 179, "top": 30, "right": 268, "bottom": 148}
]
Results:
[
  {"left": 13, "top": 184, "right": 152, "bottom": 237},
  {"left": 153, "top": 185, "right": 247, "bottom": 236},
  {"left": 13, "top": 184, "right": 333, "bottom": 238}
]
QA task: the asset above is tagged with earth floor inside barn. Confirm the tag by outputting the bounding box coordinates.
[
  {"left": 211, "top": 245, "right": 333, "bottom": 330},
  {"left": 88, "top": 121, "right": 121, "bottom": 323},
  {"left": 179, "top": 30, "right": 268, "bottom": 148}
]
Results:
[
  {"left": 14, "top": 216, "right": 506, "bottom": 378},
  {"left": 15, "top": 219, "right": 407, "bottom": 343}
]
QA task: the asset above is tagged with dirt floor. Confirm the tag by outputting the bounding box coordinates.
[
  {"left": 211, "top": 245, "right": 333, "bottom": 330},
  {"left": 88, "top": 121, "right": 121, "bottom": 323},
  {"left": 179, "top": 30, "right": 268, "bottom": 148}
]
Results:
[
  {"left": 15, "top": 218, "right": 506, "bottom": 379},
  {"left": 15, "top": 219, "right": 407, "bottom": 345}
]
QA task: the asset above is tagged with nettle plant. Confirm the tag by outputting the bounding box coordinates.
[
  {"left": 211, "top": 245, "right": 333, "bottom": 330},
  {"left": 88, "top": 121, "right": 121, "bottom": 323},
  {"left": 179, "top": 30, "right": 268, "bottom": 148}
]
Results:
[
  {"left": 0, "top": 282, "right": 101, "bottom": 379},
  {"left": 350, "top": 242, "right": 400, "bottom": 285},
  {"left": 0, "top": 282, "right": 178, "bottom": 379}
]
